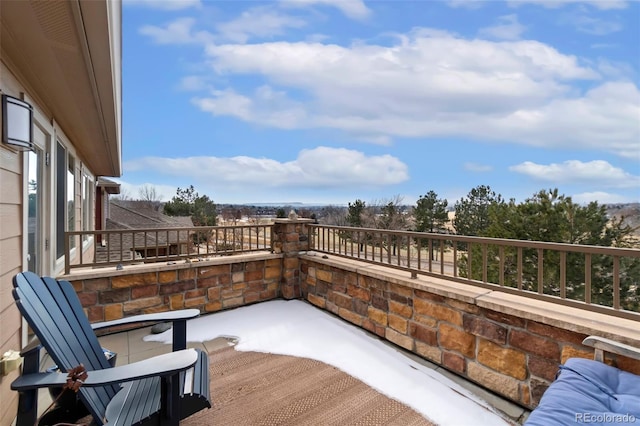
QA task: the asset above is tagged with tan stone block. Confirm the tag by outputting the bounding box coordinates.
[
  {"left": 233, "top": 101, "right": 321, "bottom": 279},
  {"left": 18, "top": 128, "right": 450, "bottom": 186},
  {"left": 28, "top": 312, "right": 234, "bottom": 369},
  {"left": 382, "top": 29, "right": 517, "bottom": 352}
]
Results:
[
  {"left": 317, "top": 269, "right": 332, "bottom": 282},
  {"left": 205, "top": 301, "right": 222, "bottom": 312},
  {"left": 185, "top": 296, "right": 206, "bottom": 308},
  {"left": 178, "top": 269, "right": 196, "bottom": 280},
  {"left": 265, "top": 266, "right": 281, "bottom": 280},
  {"left": 339, "top": 308, "right": 363, "bottom": 326},
  {"left": 87, "top": 306, "right": 104, "bottom": 322},
  {"left": 443, "top": 352, "right": 465, "bottom": 374},
  {"left": 347, "top": 284, "right": 371, "bottom": 302},
  {"left": 198, "top": 264, "right": 229, "bottom": 278},
  {"left": 104, "top": 304, "right": 123, "bottom": 321},
  {"left": 560, "top": 346, "right": 592, "bottom": 364},
  {"left": 415, "top": 289, "right": 445, "bottom": 303},
  {"left": 386, "top": 328, "right": 414, "bottom": 351},
  {"left": 477, "top": 339, "right": 527, "bottom": 380},
  {"left": 222, "top": 296, "right": 244, "bottom": 308},
  {"left": 143, "top": 306, "right": 170, "bottom": 315},
  {"left": 389, "top": 300, "right": 412, "bottom": 318},
  {"left": 170, "top": 294, "right": 184, "bottom": 310},
  {"left": 447, "top": 299, "right": 479, "bottom": 314},
  {"left": 222, "top": 289, "right": 243, "bottom": 299},
  {"left": 389, "top": 283, "right": 413, "bottom": 298},
  {"left": 413, "top": 299, "right": 462, "bottom": 326},
  {"left": 245, "top": 270, "right": 263, "bottom": 282},
  {"left": 467, "top": 362, "right": 520, "bottom": 401},
  {"left": 207, "top": 287, "right": 221, "bottom": 300},
  {"left": 158, "top": 270, "right": 177, "bottom": 284},
  {"left": 510, "top": 329, "right": 560, "bottom": 361},
  {"left": 415, "top": 341, "right": 441, "bottom": 364},
  {"left": 232, "top": 282, "right": 248, "bottom": 291},
  {"left": 112, "top": 272, "right": 157, "bottom": 288},
  {"left": 131, "top": 285, "right": 158, "bottom": 299},
  {"left": 306, "top": 275, "right": 317, "bottom": 286},
  {"left": 527, "top": 321, "right": 587, "bottom": 347},
  {"left": 414, "top": 314, "right": 437, "bottom": 328},
  {"left": 388, "top": 314, "right": 408, "bottom": 334},
  {"left": 410, "top": 322, "right": 437, "bottom": 345},
  {"left": 617, "top": 356, "right": 640, "bottom": 376},
  {"left": 307, "top": 293, "right": 326, "bottom": 308},
  {"left": 520, "top": 383, "right": 531, "bottom": 407},
  {"left": 368, "top": 306, "right": 388, "bottom": 326},
  {"left": 439, "top": 323, "right": 476, "bottom": 358},
  {"left": 232, "top": 271, "right": 244, "bottom": 284},
  {"left": 330, "top": 291, "right": 352, "bottom": 309},
  {"left": 84, "top": 278, "right": 110, "bottom": 291},
  {"left": 186, "top": 289, "right": 205, "bottom": 299},
  {"left": 284, "top": 257, "right": 299, "bottom": 269},
  {"left": 69, "top": 280, "right": 83, "bottom": 292},
  {"left": 123, "top": 296, "right": 162, "bottom": 313}
]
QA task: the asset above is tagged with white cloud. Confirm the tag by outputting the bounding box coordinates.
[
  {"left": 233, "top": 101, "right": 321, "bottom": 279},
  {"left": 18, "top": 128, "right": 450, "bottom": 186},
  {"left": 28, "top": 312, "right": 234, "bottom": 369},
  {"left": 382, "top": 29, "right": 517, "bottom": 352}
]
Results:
[
  {"left": 279, "top": 0, "right": 372, "bottom": 20},
  {"left": 507, "top": 0, "right": 627, "bottom": 10},
  {"left": 139, "top": 18, "right": 212, "bottom": 44},
  {"left": 124, "top": 147, "right": 409, "bottom": 189},
  {"left": 509, "top": 160, "right": 640, "bottom": 188},
  {"left": 113, "top": 180, "right": 178, "bottom": 202},
  {"left": 572, "top": 191, "right": 635, "bottom": 204},
  {"left": 177, "top": 75, "right": 210, "bottom": 92},
  {"left": 478, "top": 14, "right": 527, "bottom": 40},
  {"left": 563, "top": 13, "right": 623, "bottom": 35},
  {"left": 464, "top": 162, "right": 493, "bottom": 172},
  {"left": 138, "top": 19, "right": 638, "bottom": 160},
  {"left": 124, "top": 0, "right": 202, "bottom": 10},
  {"left": 217, "top": 6, "right": 307, "bottom": 43},
  {"left": 447, "top": 0, "right": 485, "bottom": 9}
]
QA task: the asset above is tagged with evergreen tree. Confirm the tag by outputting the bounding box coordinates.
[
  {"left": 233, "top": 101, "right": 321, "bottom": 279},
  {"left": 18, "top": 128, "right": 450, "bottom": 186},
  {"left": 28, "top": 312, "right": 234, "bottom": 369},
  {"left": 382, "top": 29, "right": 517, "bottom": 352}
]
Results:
[
  {"left": 346, "top": 199, "right": 366, "bottom": 227},
  {"left": 459, "top": 188, "right": 639, "bottom": 310},
  {"left": 453, "top": 185, "right": 503, "bottom": 237},
  {"left": 164, "top": 186, "right": 217, "bottom": 244},
  {"left": 414, "top": 190, "right": 449, "bottom": 233}
]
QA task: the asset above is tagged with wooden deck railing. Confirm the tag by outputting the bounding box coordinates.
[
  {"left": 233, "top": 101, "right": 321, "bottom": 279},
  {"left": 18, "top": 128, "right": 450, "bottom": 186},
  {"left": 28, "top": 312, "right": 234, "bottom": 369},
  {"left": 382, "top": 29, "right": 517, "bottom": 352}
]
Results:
[
  {"left": 309, "top": 225, "right": 640, "bottom": 320},
  {"left": 65, "top": 225, "right": 272, "bottom": 273}
]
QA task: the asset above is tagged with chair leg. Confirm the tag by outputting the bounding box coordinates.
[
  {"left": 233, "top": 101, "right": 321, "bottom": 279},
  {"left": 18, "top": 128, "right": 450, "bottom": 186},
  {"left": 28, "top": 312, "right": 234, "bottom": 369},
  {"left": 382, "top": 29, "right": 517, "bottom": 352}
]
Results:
[
  {"left": 15, "top": 345, "right": 41, "bottom": 426},
  {"left": 160, "top": 375, "right": 181, "bottom": 426},
  {"left": 15, "top": 390, "right": 38, "bottom": 426}
]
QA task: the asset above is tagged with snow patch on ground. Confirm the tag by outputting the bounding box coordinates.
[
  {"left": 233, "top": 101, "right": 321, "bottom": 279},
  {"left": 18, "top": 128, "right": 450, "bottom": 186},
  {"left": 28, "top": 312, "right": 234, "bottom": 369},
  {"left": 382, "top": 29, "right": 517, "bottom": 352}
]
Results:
[{"left": 144, "top": 299, "right": 511, "bottom": 426}]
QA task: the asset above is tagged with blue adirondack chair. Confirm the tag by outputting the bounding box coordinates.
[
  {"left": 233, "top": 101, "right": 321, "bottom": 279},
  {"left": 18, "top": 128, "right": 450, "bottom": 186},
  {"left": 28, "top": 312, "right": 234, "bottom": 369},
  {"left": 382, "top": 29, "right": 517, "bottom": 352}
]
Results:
[{"left": 11, "top": 271, "right": 211, "bottom": 426}]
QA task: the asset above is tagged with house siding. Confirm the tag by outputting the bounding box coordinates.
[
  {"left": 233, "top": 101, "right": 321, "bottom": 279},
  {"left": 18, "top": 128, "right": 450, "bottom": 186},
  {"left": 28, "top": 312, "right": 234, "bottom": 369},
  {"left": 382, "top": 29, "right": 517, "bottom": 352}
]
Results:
[{"left": 0, "top": 61, "right": 27, "bottom": 424}]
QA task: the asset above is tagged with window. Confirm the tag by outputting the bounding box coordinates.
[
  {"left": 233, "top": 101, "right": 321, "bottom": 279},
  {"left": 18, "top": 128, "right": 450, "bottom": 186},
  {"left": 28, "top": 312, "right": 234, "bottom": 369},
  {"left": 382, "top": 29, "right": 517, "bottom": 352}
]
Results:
[
  {"left": 68, "top": 154, "right": 75, "bottom": 245},
  {"left": 82, "top": 172, "right": 94, "bottom": 241},
  {"left": 55, "top": 142, "right": 75, "bottom": 259}
]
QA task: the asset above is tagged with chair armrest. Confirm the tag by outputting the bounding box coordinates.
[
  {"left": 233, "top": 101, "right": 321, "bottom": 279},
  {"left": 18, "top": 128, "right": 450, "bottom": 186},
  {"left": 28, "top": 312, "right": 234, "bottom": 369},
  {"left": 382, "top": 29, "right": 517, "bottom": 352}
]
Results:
[
  {"left": 90, "top": 309, "right": 200, "bottom": 331},
  {"left": 19, "top": 337, "right": 42, "bottom": 358},
  {"left": 12, "top": 349, "right": 198, "bottom": 391},
  {"left": 582, "top": 336, "right": 640, "bottom": 362}
]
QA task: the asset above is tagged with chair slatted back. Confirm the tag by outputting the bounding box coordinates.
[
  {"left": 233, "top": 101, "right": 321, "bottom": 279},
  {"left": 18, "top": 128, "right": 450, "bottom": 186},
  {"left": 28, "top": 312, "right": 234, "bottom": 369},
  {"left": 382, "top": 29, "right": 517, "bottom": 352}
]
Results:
[{"left": 13, "top": 272, "right": 119, "bottom": 423}]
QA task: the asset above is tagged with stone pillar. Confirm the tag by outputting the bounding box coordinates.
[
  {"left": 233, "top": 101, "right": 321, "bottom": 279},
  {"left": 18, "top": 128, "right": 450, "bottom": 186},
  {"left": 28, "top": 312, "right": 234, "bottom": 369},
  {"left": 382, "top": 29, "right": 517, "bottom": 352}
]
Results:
[{"left": 272, "top": 211, "right": 314, "bottom": 299}]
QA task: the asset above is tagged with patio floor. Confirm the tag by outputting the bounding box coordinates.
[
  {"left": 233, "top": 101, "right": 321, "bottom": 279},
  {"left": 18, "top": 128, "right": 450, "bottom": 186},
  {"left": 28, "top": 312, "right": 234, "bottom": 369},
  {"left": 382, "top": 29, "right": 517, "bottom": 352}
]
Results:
[{"left": 36, "top": 300, "right": 530, "bottom": 425}]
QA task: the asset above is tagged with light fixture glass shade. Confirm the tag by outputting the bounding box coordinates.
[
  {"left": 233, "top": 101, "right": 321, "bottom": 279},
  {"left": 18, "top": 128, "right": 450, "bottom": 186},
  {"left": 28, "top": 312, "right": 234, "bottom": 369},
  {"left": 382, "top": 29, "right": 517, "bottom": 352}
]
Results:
[{"left": 2, "top": 94, "right": 34, "bottom": 151}]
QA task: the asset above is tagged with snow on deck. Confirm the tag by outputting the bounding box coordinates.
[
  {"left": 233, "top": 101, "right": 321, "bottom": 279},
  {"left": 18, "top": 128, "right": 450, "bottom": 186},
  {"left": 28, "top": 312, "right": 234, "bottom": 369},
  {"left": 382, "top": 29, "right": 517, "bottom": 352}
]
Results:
[{"left": 144, "top": 299, "right": 511, "bottom": 426}]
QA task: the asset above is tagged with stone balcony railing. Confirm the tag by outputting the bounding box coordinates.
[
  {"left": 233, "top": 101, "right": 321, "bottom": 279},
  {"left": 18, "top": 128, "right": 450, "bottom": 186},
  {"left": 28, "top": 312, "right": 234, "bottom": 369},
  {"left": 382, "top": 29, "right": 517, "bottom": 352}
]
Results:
[{"left": 62, "top": 216, "right": 640, "bottom": 410}]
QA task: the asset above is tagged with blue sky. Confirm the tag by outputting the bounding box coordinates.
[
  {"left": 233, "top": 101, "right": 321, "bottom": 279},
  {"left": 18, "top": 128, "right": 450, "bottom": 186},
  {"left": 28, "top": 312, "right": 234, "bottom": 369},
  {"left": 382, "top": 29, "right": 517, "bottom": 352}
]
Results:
[{"left": 120, "top": 0, "right": 639, "bottom": 206}]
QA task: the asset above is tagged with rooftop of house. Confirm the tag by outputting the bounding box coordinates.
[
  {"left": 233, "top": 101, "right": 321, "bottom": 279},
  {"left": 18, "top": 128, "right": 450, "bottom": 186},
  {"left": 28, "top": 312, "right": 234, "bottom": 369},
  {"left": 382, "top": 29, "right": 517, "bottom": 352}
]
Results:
[{"left": 108, "top": 200, "right": 193, "bottom": 230}]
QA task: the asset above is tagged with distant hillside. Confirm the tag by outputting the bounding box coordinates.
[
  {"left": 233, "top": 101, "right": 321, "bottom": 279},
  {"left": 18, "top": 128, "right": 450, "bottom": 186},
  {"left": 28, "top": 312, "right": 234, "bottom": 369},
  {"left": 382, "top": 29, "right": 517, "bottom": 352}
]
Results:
[{"left": 606, "top": 203, "right": 640, "bottom": 236}]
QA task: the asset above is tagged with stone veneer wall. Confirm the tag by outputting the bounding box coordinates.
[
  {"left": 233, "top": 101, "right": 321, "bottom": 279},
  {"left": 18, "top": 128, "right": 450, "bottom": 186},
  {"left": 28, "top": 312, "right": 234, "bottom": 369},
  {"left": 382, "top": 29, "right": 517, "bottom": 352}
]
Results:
[
  {"left": 67, "top": 254, "right": 282, "bottom": 323},
  {"left": 299, "top": 255, "right": 640, "bottom": 409}
]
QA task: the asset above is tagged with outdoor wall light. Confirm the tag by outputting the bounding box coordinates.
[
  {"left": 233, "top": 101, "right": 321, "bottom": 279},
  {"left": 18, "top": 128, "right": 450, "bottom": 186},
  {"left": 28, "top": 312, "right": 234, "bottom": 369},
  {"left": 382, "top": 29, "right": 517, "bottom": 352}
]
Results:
[{"left": 2, "top": 94, "right": 34, "bottom": 151}]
